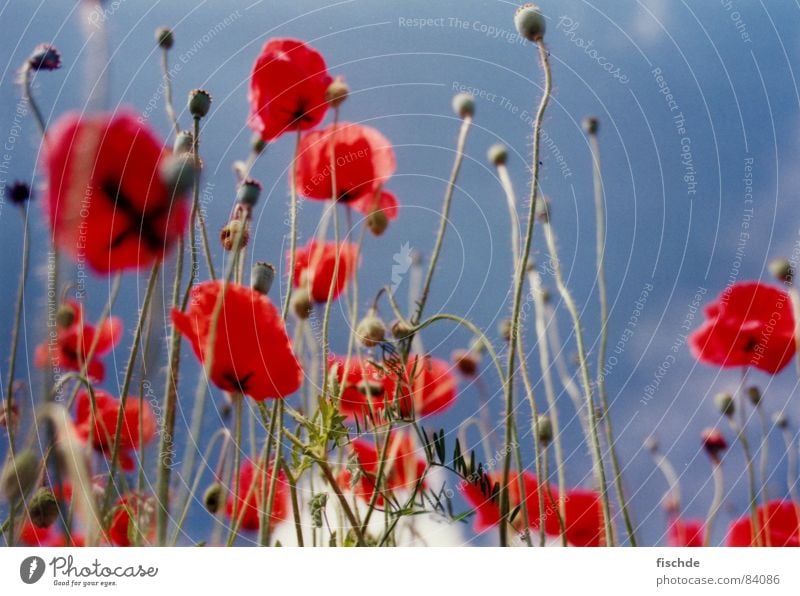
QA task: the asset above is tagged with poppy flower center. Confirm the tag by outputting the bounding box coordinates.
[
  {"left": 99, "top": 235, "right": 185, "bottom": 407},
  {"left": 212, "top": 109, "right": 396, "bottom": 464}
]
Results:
[{"left": 102, "top": 180, "right": 169, "bottom": 252}]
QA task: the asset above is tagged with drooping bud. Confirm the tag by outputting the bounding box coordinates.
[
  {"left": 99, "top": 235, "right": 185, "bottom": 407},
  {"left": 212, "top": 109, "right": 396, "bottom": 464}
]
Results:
[
  {"left": 173, "top": 130, "right": 194, "bottom": 155},
  {"left": 251, "top": 133, "right": 267, "bottom": 155},
  {"left": 251, "top": 262, "right": 276, "bottom": 296},
  {"left": 701, "top": 427, "right": 728, "bottom": 462},
  {"left": 768, "top": 257, "right": 793, "bottom": 285},
  {"left": 220, "top": 219, "right": 249, "bottom": 251},
  {"left": 582, "top": 116, "right": 599, "bottom": 135},
  {"left": 391, "top": 319, "right": 413, "bottom": 340},
  {"left": 356, "top": 309, "right": 386, "bottom": 347},
  {"left": 28, "top": 43, "right": 61, "bottom": 71},
  {"left": 452, "top": 348, "right": 480, "bottom": 377},
  {"left": 514, "top": 4, "right": 546, "bottom": 42},
  {"left": 498, "top": 319, "right": 512, "bottom": 342},
  {"left": 29, "top": 487, "right": 59, "bottom": 528},
  {"left": 6, "top": 181, "right": 32, "bottom": 205},
  {"left": 1, "top": 449, "right": 40, "bottom": 502},
  {"left": 236, "top": 178, "right": 261, "bottom": 208},
  {"left": 326, "top": 76, "right": 349, "bottom": 108},
  {"left": 773, "top": 411, "right": 789, "bottom": 429},
  {"left": 188, "top": 89, "right": 212, "bottom": 119},
  {"left": 155, "top": 27, "right": 174, "bottom": 50},
  {"left": 452, "top": 92, "right": 475, "bottom": 119},
  {"left": 366, "top": 209, "right": 389, "bottom": 236},
  {"left": 292, "top": 288, "right": 313, "bottom": 320},
  {"left": 55, "top": 303, "right": 76, "bottom": 329},
  {"left": 203, "top": 482, "right": 224, "bottom": 514},
  {"left": 160, "top": 153, "right": 199, "bottom": 197},
  {"left": 746, "top": 386, "right": 762, "bottom": 407},
  {"left": 536, "top": 415, "right": 553, "bottom": 445},
  {"left": 644, "top": 436, "right": 659, "bottom": 453},
  {"left": 714, "top": 392, "right": 735, "bottom": 418},
  {"left": 487, "top": 143, "right": 508, "bottom": 166},
  {"left": 535, "top": 197, "right": 551, "bottom": 223}
]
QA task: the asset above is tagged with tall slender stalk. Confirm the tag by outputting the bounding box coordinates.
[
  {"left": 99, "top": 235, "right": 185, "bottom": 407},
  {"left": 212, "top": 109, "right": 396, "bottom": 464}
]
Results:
[
  {"left": 226, "top": 394, "right": 244, "bottom": 545},
  {"left": 727, "top": 415, "right": 761, "bottom": 546},
  {"left": 161, "top": 45, "right": 180, "bottom": 135},
  {"left": 703, "top": 462, "right": 724, "bottom": 546},
  {"left": 282, "top": 130, "right": 302, "bottom": 320}
]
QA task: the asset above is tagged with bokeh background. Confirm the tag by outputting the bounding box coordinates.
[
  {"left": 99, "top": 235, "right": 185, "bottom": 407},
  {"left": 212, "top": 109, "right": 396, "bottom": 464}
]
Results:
[{"left": 1, "top": 0, "right": 799, "bottom": 546}]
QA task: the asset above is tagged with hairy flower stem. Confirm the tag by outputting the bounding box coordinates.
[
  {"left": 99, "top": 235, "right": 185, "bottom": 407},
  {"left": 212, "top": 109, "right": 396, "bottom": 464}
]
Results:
[
  {"left": 260, "top": 399, "right": 284, "bottom": 546},
  {"left": 703, "top": 462, "right": 724, "bottom": 546},
  {"left": 587, "top": 130, "right": 636, "bottom": 546},
  {"left": 161, "top": 47, "right": 180, "bottom": 135},
  {"left": 499, "top": 39, "right": 551, "bottom": 548},
  {"left": 780, "top": 426, "right": 799, "bottom": 503},
  {"left": 542, "top": 221, "right": 613, "bottom": 546},
  {"left": 282, "top": 130, "right": 303, "bottom": 320},
  {"left": 727, "top": 415, "right": 762, "bottom": 546},
  {"left": 21, "top": 65, "right": 47, "bottom": 138},
  {"left": 101, "top": 263, "right": 161, "bottom": 517},
  {"left": 226, "top": 394, "right": 244, "bottom": 545},
  {"left": 191, "top": 117, "right": 216, "bottom": 281}
]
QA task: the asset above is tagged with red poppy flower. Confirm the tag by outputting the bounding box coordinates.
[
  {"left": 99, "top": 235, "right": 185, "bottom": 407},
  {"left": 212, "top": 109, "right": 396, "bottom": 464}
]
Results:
[
  {"left": 396, "top": 355, "right": 458, "bottom": 417},
  {"left": 667, "top": 517, "right": 705, "bottom": 547},
  {"left": 34, "top": 301, "right": 122, "bottom": 381},
  {"left": 172, "top": 281, "right": 302, "bottom": 400},
  {"left": 295, "top": 122, "right": 396, "bottom": 202},
  {"left": 225, "top": 459, "right": 289, "bottom": 531},
  {"left": 461, "top": 471, "right": 542, "bottom": 532},
  {"left": 248, "top": 38, "right": 332, "bottom": 142},
  {"left": 727, "top": 501, "right": 800, "bottom": 546},
  {"left": 44, "top": 111, "right": 188, "bottom": 273},
  {"left": 292, "top": 241, "right": 359, "bottom": 302},
  {"left": 330, "top": 355, "right": 396, "bottom": 418},
  {"left": 19, "top": 522, "right": 85, "bottom": 547},
  {"left": 551, "top": 489, "right": 605, "bottom": 547},
  {"left": 350, "top": 189, "right": 399, "bottom": 221},
  {"left": 689, "top": 281, "right": 795, "bottom": 374},
  {"left": 108, "top": 495, "right": 154, "bottom": 546},
  {"left": 343, "top": 432, "right": 426, "bottom": 505},
  {"left": 74, "top": 390, "right": 156, "bottom": 472}
]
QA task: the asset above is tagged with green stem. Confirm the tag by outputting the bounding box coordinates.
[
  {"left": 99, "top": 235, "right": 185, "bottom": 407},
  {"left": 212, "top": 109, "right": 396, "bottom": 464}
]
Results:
[
  {"left": 728, "top": 415, "right": 761, "bottom": 546},
  {"left": 226, "top": 394, "right": 244, "bottom": 546},
  {"left": 703, "top": 462, "right": 724, "bottom": 546},
  {"left": 260, "top": 400, "right": 283, "bottom": 546},
  {"left": 21, "top": 65, "right": 47, "bottom": 138},
  {"left": 161, "top": 47, "right": 180, "bottom": 135},
  {"left": 281, "top": 130, "right": 302, "bottom": 320}
]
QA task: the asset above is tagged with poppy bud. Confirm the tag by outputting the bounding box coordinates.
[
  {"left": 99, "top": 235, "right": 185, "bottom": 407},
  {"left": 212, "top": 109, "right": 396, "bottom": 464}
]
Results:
[
  {"left": 498, "top": 318, "right": 512, "bottom": 342},
  {"left": 452, "top": 92, "right": 475, "bottom": 119},
  {"left": 188, "top": 89, "right": 212, "bottom": 119},
  {"left": 6, "top": 181, "right": 32, "bottom": 205},
  {"left": 0, "top": 394, "right": 19, "bottom": 431},
  {"left": 514, "top": 4, "right": 546, "bottom": 42},
  {"left": 292, "top": 288, "right": 313, "bottom": 320},
  {"left": 173, "top": 130, "right": 194, "bottom": 155},
  {"left": 203, "top": 482, "right": 224, "bottom": 514},
  {"left": 366, "top": 209, "right": 389, "bottom": 236},
  {"left": 536, "top": 415, "right": 553, "bottom": 445},
  {"left": 701, "top": 427, "right": 728, "bottom": 462},
  {"left": 356, "top": 309, "right": 386, "bottom": 347},
  {"left": 1, "top": 449, "right": 39, "bottom": 502},
  {"left": 714, "top": 392, "right": 735, "bottom": 417},
  {"left": 28, "top": 43, "right": 61, "bottom": 71},
  {"left": 535, "top": 197, "right": 551, "bottom": 223},
  {"left": 391, "top": 319, "right": 413, "bottom": 339},
  {"left": 326, "top": 76, "right": 349, "bottom": 108},
  {"left": 160, "top": 153, "right": 199, "bottom": 197},
  {"left": 536, "top": 286, "right": 550, "bottom": 304},
  {"left": 773, "top": 411, "right": 789, "bottom": 429},
  {"left": 251, "top": 133, "right": 267, "bottom": 155},
  {"left": 452, "top": 348, "right": 480, "bottom": 377},
  {"left": 768, "top": 257, "right": 793, "bottom": 284},
  {"left": 236, "top": 178, "right": 262, "bottom": 208},
  {"left": 746, "top": 386, "right": 762, "bottom": 406},
  {"left": 155, "top": 27, "right": 174, "bottom": 50},
  {"left": 644, "top": 436, "right": 659, "bottom": 453},
  {"left": 220, "top": 219, "right": 249, "bottom": 251},
  {"left": 583, "top": 116, "right": 599, "bottom": 135},
  {"left": 55, "top": 303, "right": 76, "bottom": 329},
  {"left": 487, "top": 143, "right": 508, "bottom": 166},
  {"left": 251, "top": 262, "right": 276, "bottom": 295},
  {"left": 29, "top": 487, "right": 59, "bottom": 528}
]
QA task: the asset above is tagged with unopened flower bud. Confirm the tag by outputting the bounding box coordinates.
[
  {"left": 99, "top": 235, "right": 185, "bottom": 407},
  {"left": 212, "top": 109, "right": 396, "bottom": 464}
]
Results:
[
  {"left": 583, "top": 116, "right": 599, "bottom": 135},
  {"left": 357, "top": 309, "right": 386, "bottom": 347},
  {"left": 173, "top": 130, "right": 194, "bottom": 155},
  {"left": 714, "top": 392, "right": 735, "bottom": 417},
  {"left": 292, "top": 288, "right": 313, "bottom": 320},
  {"left": 236, "top": 178, "right": 261, "bottom": 208},
  {"left": 55, "top": 303, "right": 76, "bottom": 329},
  {"left": 29, "top": 487, "right": 59, "bottom": 528},
  {"left": 203, "top": 482, "right": 224, "bottom": 514},
  {"left": 499, "top": 319, "right": 512, "bottom": 342},
  {"left": 188, "top": 89, "right": 212, "bottom": 118},
  {"left": 326, "top": 76, "right": 349, "bottom": 108},
  {"left": 488, "top": 143, "right": 508, "bottom": 166},
  {"left": 220, "top": 219, "right": 249, "bottom": 251},
  {"left": 28, "top": 43, "right": 61, "bottom": 71},
  {"left": 514, "top": 4, "right": 546, "bottom": 42},
  {"left": 155, "top": 27, "right": 174, "bottom": 50},
  {"left": 366, "top": 209, "right": 389, "bottom": 236},
  {"left": 452, "top": 348, "right": 480, "bottom": 377},
  {"left": 536, "top": 415, "right": 553, "bottom": 444},
  {"left": 768, "top": 257, "right": 793, "bottom": 284},
  {"left": 1, "top": 449, "right": 39, "bottom": 502},
  {"left": 746, "top": 386, "right": 762, "bottom": 406},
  {"left": 452, "top": 92, "right": 475, "bottom": 119},
  {"left": 160, "top": 153, "right": 199, "bottom": 197},
  {"left": 644, "top": 436, "right": 659, "bottom": 453},
  {"left": 251, "top": 132, "right": 267, "bottom": 154},
  {"left": 250, "top": 262, "right": 276, "bottom": 295},
  {"left": 6, "top": 181, "right": 32, "bottom": 206},
  {"left": 773, "top": 411, "right": 789, "bottom": 429},
  {"left": 391, "top": 319, "right": 413, "bottom": 340},
  {"left": 535, "top": 197, "right": 551, "bottom": 223},
  {"left": 701, "top": 427, "right": 728, "bottom": 462}
]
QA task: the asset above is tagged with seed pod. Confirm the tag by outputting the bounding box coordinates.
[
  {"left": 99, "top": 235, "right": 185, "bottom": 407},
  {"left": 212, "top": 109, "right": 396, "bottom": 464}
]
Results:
[
  {"left": 292, "top": 288, "right": 313, "bottom": 320},
  {"left": 251, "top": 262, "right": 276, "bottom": 296},
  {"left": 452, "top": 92, "right": 475, "bottom": 119},
  {"left": 155, "top": 27, "right": 174, "bottom": 50},
  {"left": 1, "top": 449, "right": 40, "bottom": 502},
  {"left": 536, "top": 415, "right": 553, "bottom": 445},
  {"left": 326, "top": 76, "right": 349, "bottom": 108},
  {"left": 188, "top": 89, "right": 212, "bottom": 118},
  {"left": 514, "top": 4, "right": 546, "bottom": 42},
  {"left": 356, "top": 309, "right": 386, "bottom": 347},
  {"left": 29, "top": 487, "right": 59, "bottom": 528},
  {"left": 714, "top": 392, "right": 735, "bottom": 418},
  {"left": 203, "top": 482, "right": 224, "bottom": 514},
  {"left": 487, "top": 143, "right": 508, "bottom": 166}
]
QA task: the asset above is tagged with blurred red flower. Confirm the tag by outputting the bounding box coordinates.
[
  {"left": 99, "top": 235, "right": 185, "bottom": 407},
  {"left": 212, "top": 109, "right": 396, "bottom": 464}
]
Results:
[
  {"left": 108, "top": 495, "right": 154, "bottom": 546},
  {"left": 689, "top": 281, "right": 795, "bottom": 374},
  {"left": 172, "top": 281, "right": 302, "bottom": 400},
  {"left": 727, "top": 501, "right": 800, "bottom": 546},
  {"left": 225, "top": 459, "right": 289, "bottom": 531},
  {"left": 396, "top": 355, "right": 458, "bottom": 417},
  {"left": 351, "top": 189, "right": 399, "bottom": 221},
  {"left": 74, "top": 390, "right": 155, "bottom": 472},
  {"left": 292, "top": 241, "right": 359, "bottom": 302},
  {"left": 19, "top": 522, "right": 85, "bottom": 547},
  {"left": 667, "top": 517, "right": 705, "bottom": 547},
  {"left": 248, "top": 38, "right": 332, "bottom": 141},
  {"left": 343, "top": 432, "right": 426, "bottom": 505},
  {"left": 330, "top": 356, "right": 396, "bottom": 418},
  {"left": 34, "top": 301, "right": 122, "bottom": 382},
  {"left": 45, "top": 111, "right": 188, "bottom": 273},
  {"left": 295, "top": 122, "right": 396, "bottom": 202},
  {"left": 553, "top": 489, "right": 604, "bottom": 547}
]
